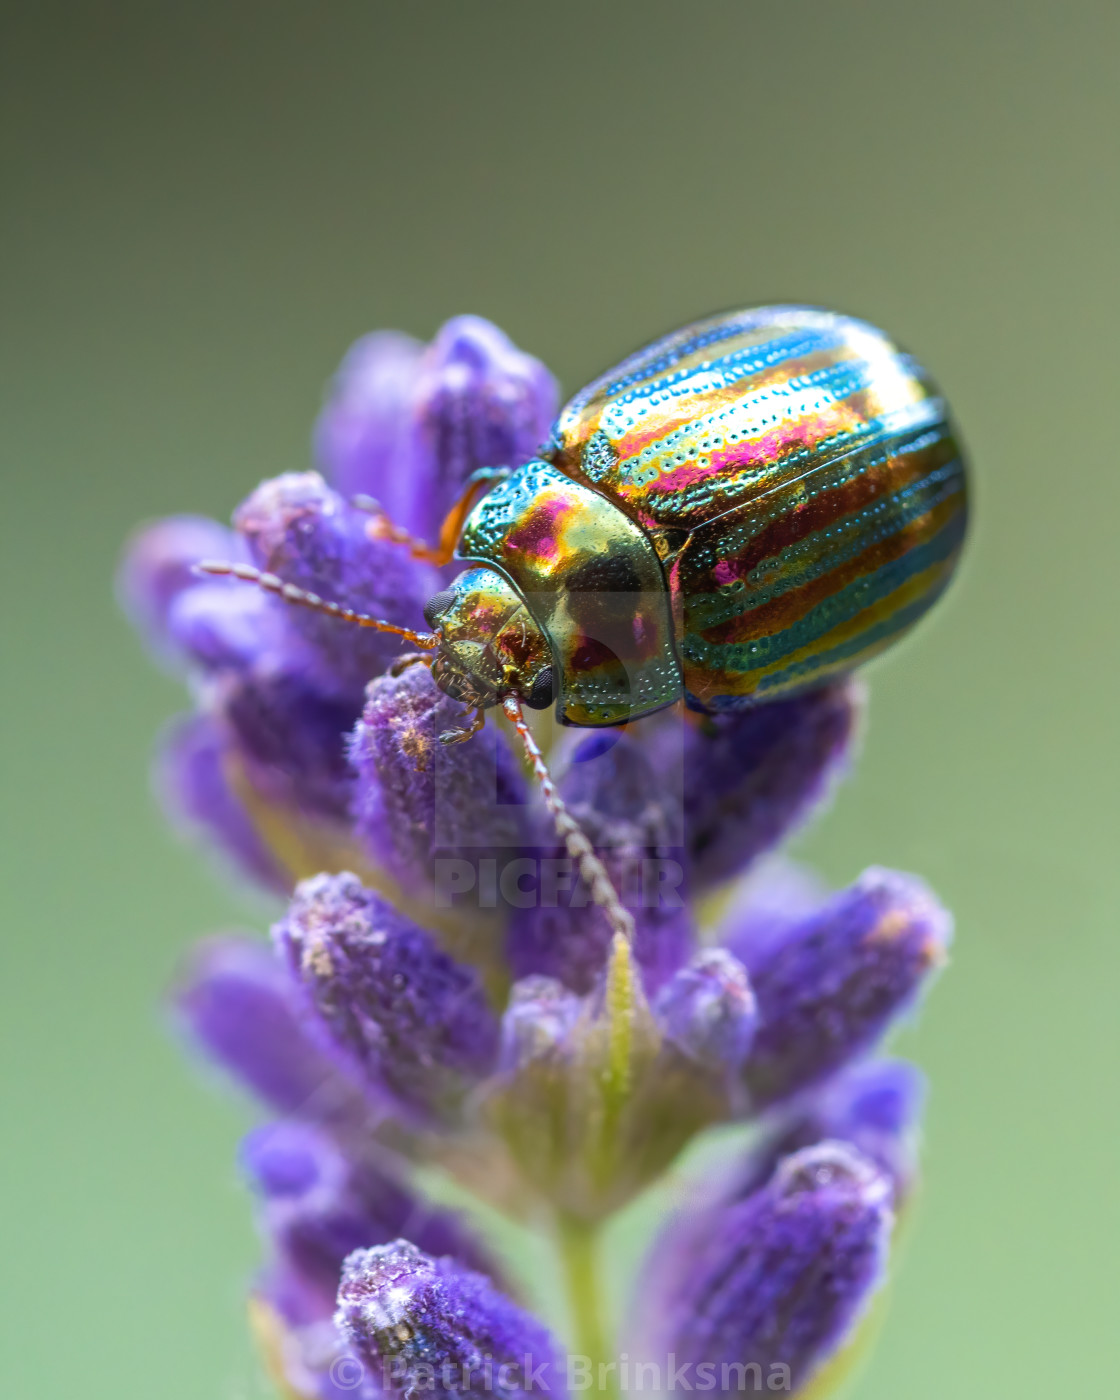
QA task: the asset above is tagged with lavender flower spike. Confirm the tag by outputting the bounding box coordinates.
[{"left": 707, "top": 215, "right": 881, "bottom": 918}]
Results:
[
  {"left": 274, "top": 872, "right": 500, "bottom": 1122},
  {"left": 337, "top": 1241, "right": 564, "bottom": 1399},
  {"left": 730, "top": 867, "right": 951, "bottom": 1108},
  {"left": 660, "top": 1143, "right": 893, "bottom": 1397},
  {"left": 119, "top": 309, "right": 957, "bottom": 1400}
]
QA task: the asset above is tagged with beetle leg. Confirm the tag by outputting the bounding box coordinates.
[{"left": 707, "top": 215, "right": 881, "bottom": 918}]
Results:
[
  {"left": 354, "top": 467, "right": 509, "bottom": 566},
  {"left": 438, "top": 707, "right": 486, "bottom": 745},
  {"left": 352, "top": 498, "right": 438, "bottom": 560},
  {"left": 389, "top": 652, "right": 435, "bottom": 677}
]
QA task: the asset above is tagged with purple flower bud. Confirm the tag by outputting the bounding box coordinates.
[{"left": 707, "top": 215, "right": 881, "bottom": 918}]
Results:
[
  {"left": 507, "top": 731, "right": 694, "bottom": 995},
  {"left": 156, "top": 714, "right": 288, "bottom": 893},
  {"left": 313, "top": 318, "right": 557, "bottom": 554},
  {"left": 711, "top": 858, "right": 829, "bottom": 963},
  {"left": 492, "top": 939, "right": 731, "bottom": 1221},
  {"left": 241, "top": 1121, "right": 498, "bottom": 1325},
  {"left": 337, "top": 1241, "right": 562, "bottom": 1399},
  {"left": 653, "top": 949, "right": 757, "bottom": 1074},
  {"left": 216, "top": 666, "right": 360, "bottom": 823},
  {"left": 245, "top": 1121, "right": 326, "bottom": 1197},
  {"left": 173, "top": 936, "right": 366, "bottom": 1124},
  {"left": 349, "top": 663, "right": 530, "bottom": 907},
  {"left": 729, "top": 868, "right": 951, "bottom": 1108},
  {"left": 498, "top": 976, "right": 584, "bottom": 1074},
  {"left": 117, "top": 515, "right": 248, "bottom": 666},
  {"left": 646, "top": 681, "right": 859, "bottom": 896},
  {"left": 234, "top": 472, "right": 437, "bottom": 692},
  {"left": 734, "top": 1060, "right": 925, "bottom": 1206},
  {"left": 660, "top": 1143, "right": 893, "bottom": 1395},
  {"left": 273, "top": 873, "right": 500, "bottom": 1122},
  {"left": 165, "top": 581, "right": 291, "bottom": 674},
  {"left": 832, "top": 1057, "right": 924, "bottom": 1136},
  {"left": 408, "top": 316, "right": 558, "bottom": 544},
  {"left": 314, "top": 330, "right": 425, "bottom": 508}
]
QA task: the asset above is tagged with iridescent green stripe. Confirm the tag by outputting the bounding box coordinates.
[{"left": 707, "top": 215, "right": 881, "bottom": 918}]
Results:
[
  {"left": 695, "top": 568, "right": 956, "bottom": 710},
  {"left": 680, "top": 509, "right": 966, "bottom": 679},
  {"left": 684, "top": 457, "right": 965, "bottom": 633},
  {"left": 751, "top": 566, "right": 957, "bottom": 696}
]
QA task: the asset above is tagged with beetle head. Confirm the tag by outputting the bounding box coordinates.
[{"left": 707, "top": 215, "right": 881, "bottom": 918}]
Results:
[{"left": 424, "top": 567, "right": 554, "bottom": 714}]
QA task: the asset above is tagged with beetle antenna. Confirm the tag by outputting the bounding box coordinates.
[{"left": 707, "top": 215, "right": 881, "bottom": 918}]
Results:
[
  {"left": 195, "top": 560, "right": 438, "bottom": 649},
  {"left": 502, "top": 695, "right": 635, "bottom": 943}
]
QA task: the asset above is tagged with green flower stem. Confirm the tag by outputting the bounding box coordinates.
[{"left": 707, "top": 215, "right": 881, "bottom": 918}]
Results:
[{"left": 557, "top": 1214, "right": 614, "bottom": 1396}]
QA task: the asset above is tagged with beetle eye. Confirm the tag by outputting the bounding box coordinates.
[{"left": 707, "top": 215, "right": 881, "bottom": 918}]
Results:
[
  {"left": 423, "top": 589, "right": 458, "bottom": 628},
  {"left": 526, "top": 665, "right": 554, "bottom": 710}
]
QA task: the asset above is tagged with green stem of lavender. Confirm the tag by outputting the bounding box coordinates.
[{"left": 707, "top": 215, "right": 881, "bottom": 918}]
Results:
[{"left": 557, "top": 1214, "right": 615, "bottom": 1396}]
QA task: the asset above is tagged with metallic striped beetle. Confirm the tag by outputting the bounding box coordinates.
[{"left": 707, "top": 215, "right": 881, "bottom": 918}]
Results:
[
  {"left": 203, "top": 304, "right": 968, "bottom": 936},
  {"left": 426, "top": 304, "right": 966, "bottom": 727}
]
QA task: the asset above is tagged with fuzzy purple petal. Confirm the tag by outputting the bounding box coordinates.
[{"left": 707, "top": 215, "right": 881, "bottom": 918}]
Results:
[
  {"left": 165, "top": 581, "right": 292, "bottom": 674},
  {"left": 632, "top": 1067, "right": 922, "bottom": 1367},
  {"left": 215, "top": 666, "right": 360, "bottom": 824},
  {"left": 234, "top": 471, "right": 437, "bottom": 692},
  {"left": 337, "top": 1241, "right": 563, "bottom": 1399},
  {"left": 732, "top": 1059, "right": 926, "bottom": 1206},
  {"left": 497, "top": 976, "right": 584, "bottom": 1074},
  {"left": 656, "top": 1143, "right": 893, "bottom": 1394},
  {"left": 155, "top": 714, "right": 289, "bottom": 893},
  {"left": 173, "top": 936, "right": 366, "bottom": 1123},
  {"left": 273, "top": 873, "right": 500, "bottom": 1122},
  {"left": 117, "top": 514, "right": 248, "bottom": 666},
  {"left": 507, "top": 730, "right": 694, "bottom": 995},
  {"left": 314, "top": 318, "right": 557, "bottom": 553},
  {"left": 728, "top": 868, "right": 951, "bottom": 1108},
  {"left": 349, "top": 663, "right": 531, "bottom": 904},
  {"left": 314, "top": 330, "right": 425, "bottom": 509},
  {"left": 710, "top": 858, "right": 830, "bottom": 964},
  {"left": 653, "top": 948, "right": 758, "bottom": 1074},
  {"left": 406, "top": 316, "right": 558, "bottom": 543},
  {"left": 645, "top": 681, "right": 858, "bottom": 896},
  {"left": 241, "top": 1120, "right": 499, "bottom": 1327}
]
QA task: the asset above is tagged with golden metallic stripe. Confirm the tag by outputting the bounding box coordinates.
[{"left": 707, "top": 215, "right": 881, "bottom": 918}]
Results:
[
  {"left": 695, "top": 489, "right": 963, "bottom": 647},
  {"left": 684, "top": 552, "right": 959, "bottom": 707}
]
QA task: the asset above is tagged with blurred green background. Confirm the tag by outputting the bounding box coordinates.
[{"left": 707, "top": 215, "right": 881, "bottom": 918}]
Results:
[{"left": 3, "top": 2, "right": 1118, "bottom": 1396}]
